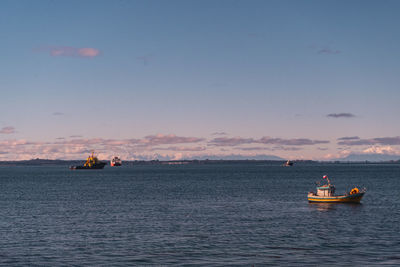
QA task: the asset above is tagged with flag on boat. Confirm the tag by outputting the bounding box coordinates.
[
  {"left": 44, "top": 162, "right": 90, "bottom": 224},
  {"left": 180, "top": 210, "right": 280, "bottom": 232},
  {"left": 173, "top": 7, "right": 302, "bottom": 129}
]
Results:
[{"left": 323, "top": 175, "right": 328, "bottom": 179}]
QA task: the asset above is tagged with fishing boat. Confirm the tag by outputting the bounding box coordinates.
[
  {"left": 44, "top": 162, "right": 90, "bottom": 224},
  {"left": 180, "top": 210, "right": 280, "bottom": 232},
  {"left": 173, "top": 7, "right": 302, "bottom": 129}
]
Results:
[
  {"left": 308, "top": 175, "right": 366, "bottom": 203},
  {"left": 70, "top": 151, "right": 106, "bottom": 170},
  {"left": 110, "top": 156, "right": 122, "bottom": 167}
]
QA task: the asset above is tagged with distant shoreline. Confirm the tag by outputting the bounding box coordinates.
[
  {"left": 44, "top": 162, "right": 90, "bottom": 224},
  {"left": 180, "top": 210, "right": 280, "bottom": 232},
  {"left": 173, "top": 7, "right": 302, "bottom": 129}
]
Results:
[{"left": 0, "top": 158, "right": 399, "bottom": 166}]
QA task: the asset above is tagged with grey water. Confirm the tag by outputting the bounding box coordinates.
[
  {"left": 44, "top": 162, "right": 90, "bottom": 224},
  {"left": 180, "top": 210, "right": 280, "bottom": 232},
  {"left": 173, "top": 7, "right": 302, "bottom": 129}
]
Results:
[{"left": 0, "top": 163, "right": 399, "bottom": 266}]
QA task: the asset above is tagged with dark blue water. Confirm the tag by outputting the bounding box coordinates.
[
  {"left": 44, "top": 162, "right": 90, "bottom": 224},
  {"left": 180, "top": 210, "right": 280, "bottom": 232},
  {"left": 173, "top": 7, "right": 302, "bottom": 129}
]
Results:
[{"left": 0, "top": 163, "right": 399, "bottom": 266}]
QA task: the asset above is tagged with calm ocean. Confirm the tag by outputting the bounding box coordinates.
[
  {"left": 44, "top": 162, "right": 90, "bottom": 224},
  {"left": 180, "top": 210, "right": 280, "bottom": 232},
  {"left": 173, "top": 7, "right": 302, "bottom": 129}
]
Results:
[{"left": 0, "top": 163, "right": 399, "bottom": 266}]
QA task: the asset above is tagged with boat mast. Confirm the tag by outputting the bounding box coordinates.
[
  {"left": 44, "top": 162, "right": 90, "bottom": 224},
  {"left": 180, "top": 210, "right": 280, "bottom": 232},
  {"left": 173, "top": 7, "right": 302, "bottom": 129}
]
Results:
[{"left": 323, "top": 175, "right": 330, "bottom": 185}]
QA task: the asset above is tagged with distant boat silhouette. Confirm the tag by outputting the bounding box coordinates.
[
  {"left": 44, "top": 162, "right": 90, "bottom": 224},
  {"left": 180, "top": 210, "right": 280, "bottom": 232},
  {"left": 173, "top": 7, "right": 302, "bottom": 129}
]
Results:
[
  {"left": 111, "top": 156, "right": 122, "bottom": 167},
  {"left": 70, "top": 151, "right": 106, "bottom": 170},
  {"left": 283, "top": 160, "right": 294, "bottom": 166}
]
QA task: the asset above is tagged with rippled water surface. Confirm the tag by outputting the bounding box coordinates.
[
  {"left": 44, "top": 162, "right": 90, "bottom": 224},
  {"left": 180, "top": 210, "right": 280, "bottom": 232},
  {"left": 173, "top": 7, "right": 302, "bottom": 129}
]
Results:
[{"left": 0, "top": 163, "right": 399, "bottom": 266}]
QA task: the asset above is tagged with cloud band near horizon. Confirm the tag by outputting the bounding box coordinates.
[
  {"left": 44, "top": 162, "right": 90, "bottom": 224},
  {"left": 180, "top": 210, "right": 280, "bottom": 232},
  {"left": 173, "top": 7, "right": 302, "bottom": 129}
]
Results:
[
  {"left": 327, "top": 113, "right": 356, "bottom": 118},
  {"left": 2, "top": 133, "right": 399, "bottom": 161},
  {"left": 0, "top": 126, "right": 16, "bottom": 134},
  {"left": 337, "top": 136, "right": 400, "bottom": 146},
  {"left": 210, "top": 136, "right": 329, "bottom": 146},
  {"left": 35, "top": 46, "right": 101, "bottom": 58}
]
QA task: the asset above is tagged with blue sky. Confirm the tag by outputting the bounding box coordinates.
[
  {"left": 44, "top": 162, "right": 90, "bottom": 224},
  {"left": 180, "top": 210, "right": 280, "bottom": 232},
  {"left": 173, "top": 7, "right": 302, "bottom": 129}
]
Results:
[{"left": 1, "top": 0, "right": 400, "bottom": 160}]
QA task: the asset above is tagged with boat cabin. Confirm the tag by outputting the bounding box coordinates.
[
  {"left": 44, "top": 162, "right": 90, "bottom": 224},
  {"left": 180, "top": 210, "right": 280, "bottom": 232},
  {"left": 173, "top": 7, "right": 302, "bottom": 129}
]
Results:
[{"left": 316, "top": 184, "right": 335, "bottom": 197}]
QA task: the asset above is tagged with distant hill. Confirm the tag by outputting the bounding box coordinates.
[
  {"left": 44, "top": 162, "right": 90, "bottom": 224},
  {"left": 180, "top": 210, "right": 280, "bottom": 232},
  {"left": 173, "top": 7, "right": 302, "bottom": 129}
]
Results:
[
  {"left": 338, "top": 153, "right": 400, "bottom": 162},
  {"left": 0, "top": 158, "right": 80, "bottom": 166}
]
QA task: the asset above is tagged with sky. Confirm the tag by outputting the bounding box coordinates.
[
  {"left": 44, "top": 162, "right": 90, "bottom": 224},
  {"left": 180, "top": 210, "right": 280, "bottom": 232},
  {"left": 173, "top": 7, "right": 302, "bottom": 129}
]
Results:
[{"left": 1, "top": 0, "right": 400, "bottom": 161}]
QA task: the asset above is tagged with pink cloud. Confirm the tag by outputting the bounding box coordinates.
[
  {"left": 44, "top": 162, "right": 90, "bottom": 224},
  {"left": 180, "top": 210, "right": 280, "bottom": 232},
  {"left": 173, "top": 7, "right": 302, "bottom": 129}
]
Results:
[
  {"left": 37, "top": 46, "right": 101, "bottom": 58},
  {"left": 0, "top": 139, "right": 31, "bottom": 146},
  {"left": 0, "top": 133, "right": 333, "bottom": 161},
  {"left": 78, "top": 48, "right": 101, "bottom": 57},
  {"left": 362, "top": 146, "right": 400, "bottom": 155}
]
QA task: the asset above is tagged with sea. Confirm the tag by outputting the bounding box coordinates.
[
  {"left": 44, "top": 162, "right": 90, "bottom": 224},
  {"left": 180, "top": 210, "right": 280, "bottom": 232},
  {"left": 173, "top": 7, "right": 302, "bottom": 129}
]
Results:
[{"left": 0, "top": 162, "right": 399, "bottom": 266}]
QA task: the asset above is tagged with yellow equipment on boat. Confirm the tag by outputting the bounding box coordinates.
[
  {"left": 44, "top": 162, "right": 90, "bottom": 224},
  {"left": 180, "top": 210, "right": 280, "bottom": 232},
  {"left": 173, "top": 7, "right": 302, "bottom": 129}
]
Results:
[
  {"left": 84, "top": 151, "right": 100, "bottom": 167},
  {"left": 350, "top": 187, "right": 359, "bottom": 195}
]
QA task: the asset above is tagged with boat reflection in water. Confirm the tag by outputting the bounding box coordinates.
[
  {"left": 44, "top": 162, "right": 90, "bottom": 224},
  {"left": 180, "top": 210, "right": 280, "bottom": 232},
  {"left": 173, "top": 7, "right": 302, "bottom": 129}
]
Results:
[
  {"left": 309, "top": 202, "right": 363, "bottom": 212},
  {"left": 310, "top": 203, "right": 338, "bottom": 212}
]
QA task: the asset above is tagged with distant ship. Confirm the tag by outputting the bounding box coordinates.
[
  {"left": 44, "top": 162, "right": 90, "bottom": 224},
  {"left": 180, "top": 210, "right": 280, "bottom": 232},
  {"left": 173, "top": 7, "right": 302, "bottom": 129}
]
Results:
[
  {"left": 70, "top": 152, "right": 106, "bottom": 170},
  {"left": 110, "top": 156, "right": 122, "bottom": 167},
  {"left": 283, "top": 160, "right": 294, "bottom": 166}
]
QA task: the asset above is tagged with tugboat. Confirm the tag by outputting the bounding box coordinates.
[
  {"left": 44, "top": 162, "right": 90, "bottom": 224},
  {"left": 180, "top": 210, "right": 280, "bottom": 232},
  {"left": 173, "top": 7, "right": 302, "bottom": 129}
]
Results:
[
  {"left": 308, "top": 175, "right": 366, "bottom": 203},
  {"left": 283, "top": 160, "right": 294, "bottom": 166},
  {"left": 70, "top": 151, "right": 106, "bottom": 170},
  {"left": 110, "top": 156, "right": 122, "bottom": 167}
]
